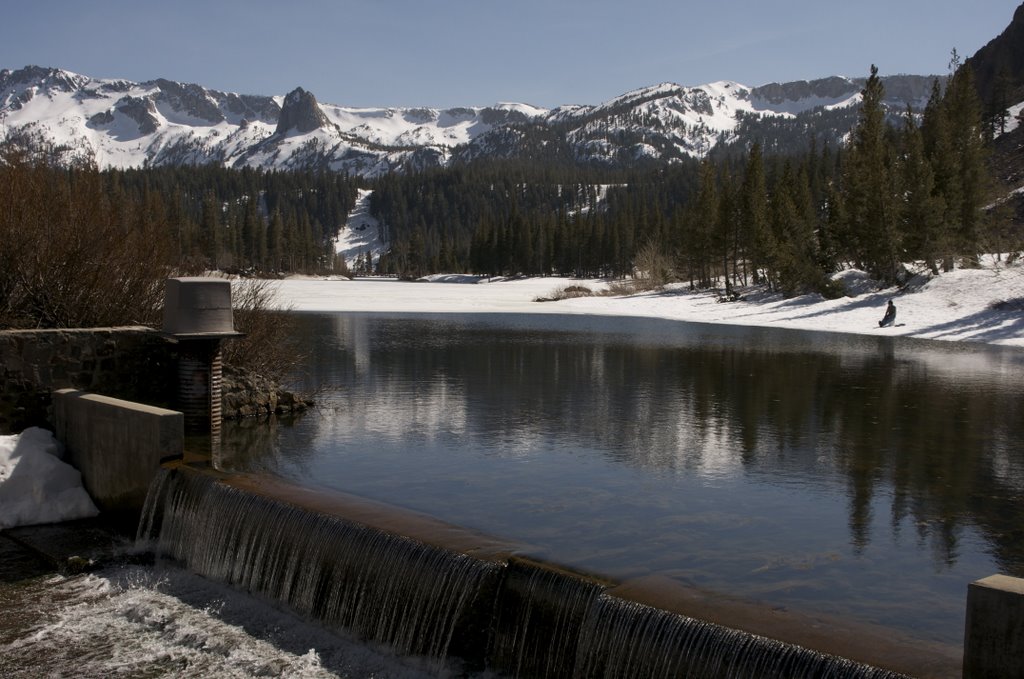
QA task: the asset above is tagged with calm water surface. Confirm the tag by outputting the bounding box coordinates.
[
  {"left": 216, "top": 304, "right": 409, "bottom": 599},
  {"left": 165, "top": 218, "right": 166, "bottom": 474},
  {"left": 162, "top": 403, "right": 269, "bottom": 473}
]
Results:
[{"left": 221, "top": 312, "right": 1024, "bottom": 648}]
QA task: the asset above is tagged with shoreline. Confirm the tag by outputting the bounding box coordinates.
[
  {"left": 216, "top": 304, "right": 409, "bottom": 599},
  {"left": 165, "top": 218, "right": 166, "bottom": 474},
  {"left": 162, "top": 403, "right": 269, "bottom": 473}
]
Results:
[{"left": 271, "top": 264, "right": 1024, "bottom": 349}]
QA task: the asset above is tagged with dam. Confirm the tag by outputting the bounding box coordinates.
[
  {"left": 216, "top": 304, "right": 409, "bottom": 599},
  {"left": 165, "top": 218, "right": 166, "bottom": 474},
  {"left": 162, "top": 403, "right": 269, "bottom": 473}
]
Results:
[
  {"left": 7, "top": 279, "right": 1024, "bottom": 677},
  {"left": 136, "top": 462, "right": 922, "bottom": 678}
]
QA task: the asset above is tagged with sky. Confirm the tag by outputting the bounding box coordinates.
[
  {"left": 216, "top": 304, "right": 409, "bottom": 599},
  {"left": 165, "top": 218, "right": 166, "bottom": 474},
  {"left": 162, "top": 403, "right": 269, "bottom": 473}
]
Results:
[{"left": 2, "top": 1, "right": 1022, "bottom": 109}]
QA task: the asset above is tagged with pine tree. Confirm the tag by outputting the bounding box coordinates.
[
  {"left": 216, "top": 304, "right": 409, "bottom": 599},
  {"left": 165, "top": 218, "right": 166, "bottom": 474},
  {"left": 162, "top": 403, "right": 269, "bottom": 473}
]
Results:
[
  {"left": 985, "top": 65, "right": 1013, "bottom": 139},
  {"left": 740, "top": 143, "right": 772, "bottom": 287},
  {"left": 778, "top": 162, "right": 829, "bottom": 294},
  {"left": 267, "top": 208, "right": 284, "bottom": 272},
  {"left": 819, "top": 180, "right": 844, "bottom": 274},
  {"left": 943, "top": 51, "right": 989, "bottom": 265},
  {"left": 922, "top": 77, "right": 960, "bottom": 272},
  {"left": 685, "top": 159, "right": 718, "bottom": 289},
  {"left": 715, "top": 168, "right": 739, "bottom": 295},
  {"left": 200, "top": 191, "right": 222, "bottom": 270},
  {"left": 841, "top": 65, "right": 901, "bottom": 284},
  {"left": 898, "top": 106, "right": 946, "bottom": 273},
  {"left": 241, "top": 195, "right": 261, "bottom": 270}
]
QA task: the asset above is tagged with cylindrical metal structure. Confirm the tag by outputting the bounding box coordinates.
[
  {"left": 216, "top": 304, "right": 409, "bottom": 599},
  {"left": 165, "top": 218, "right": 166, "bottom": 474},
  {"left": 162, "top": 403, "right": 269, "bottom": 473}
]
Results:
[
  {"left": 177, "top": 340, "right": 223, "bottom": 445},
  {"left": 161, "top": 277, "right": 242, "bottom": 452}
]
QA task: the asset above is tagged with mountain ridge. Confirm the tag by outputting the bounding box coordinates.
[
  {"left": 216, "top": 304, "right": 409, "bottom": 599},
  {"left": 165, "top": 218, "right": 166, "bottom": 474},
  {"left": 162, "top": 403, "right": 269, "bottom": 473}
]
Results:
[{"left": 0, "top": 64, "right": 941, "bottom": 176}]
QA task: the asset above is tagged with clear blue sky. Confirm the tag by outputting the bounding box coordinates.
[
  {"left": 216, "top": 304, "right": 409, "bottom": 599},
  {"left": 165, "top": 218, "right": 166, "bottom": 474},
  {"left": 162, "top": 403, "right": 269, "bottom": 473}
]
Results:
[{"left": 3, "top": 0, "right": 1020, "bottom": 108}]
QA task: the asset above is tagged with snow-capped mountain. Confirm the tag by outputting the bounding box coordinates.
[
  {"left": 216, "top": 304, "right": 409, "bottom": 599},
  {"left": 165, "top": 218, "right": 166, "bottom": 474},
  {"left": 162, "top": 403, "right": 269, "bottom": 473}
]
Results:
[
  {"left": 0, "top": 65, "right": 936, "bottom": 176},
  {"left": 454, "top": 75, "right": 935, "bottom": 166}
]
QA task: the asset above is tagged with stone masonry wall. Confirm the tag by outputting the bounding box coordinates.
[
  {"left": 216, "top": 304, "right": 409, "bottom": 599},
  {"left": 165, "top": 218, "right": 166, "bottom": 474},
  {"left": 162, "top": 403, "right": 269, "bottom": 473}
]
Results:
[
  {"left": 1, "top": 327, "right": 310, "bottom": 435},
  {"left": 0, "top": 327, "right": 176, "bottom": 434}
]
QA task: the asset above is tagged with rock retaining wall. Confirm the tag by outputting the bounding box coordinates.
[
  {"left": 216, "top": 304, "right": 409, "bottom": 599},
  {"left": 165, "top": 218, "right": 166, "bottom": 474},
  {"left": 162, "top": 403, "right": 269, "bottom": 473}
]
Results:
[
  {"left": 0, "top": 327, "right": 176, "bottom": 434},
  {"left": 0, "top": 327, "right": 310, "bottom": 435}
]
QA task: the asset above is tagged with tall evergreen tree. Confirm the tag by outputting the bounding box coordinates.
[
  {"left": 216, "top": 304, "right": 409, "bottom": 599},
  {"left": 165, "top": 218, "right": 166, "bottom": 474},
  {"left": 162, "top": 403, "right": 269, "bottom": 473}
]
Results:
[
  {"left": 740, "top": 143, "right": 772, "bottom": 287},
  {"left": 943, "top": 51, "right": 989, "bottom": 265},
  {"left": 898, "top": 106, "right": 946, "bottom": 273},
  {"left": 716, "top": 168, "right": 740, "bottom": 295},
  {"left": 267, "top": 208, "right": 284, "bottom": 272},
  {"left": 841, "top": 65, "right": 901, "bottom": 284},
  {"left": 200, "top": 191, "right": 222, "bottom": 270},
  {"left": 922, "top": 77, "right": 961, "bottom": 271},
  {"left": 685, "top": 159, "right": 719, "bottom": 289},
  {"left": 984, "top": 65, "right": 1013, "bottom": 139}
]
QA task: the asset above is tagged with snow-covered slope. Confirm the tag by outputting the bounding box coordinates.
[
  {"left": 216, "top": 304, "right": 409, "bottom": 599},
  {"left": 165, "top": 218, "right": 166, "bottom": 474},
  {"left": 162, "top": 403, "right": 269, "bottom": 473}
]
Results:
[
  {"left": 334, "top": 188, "right": 387, "bottom": 268},
  {"left": 273, "top": 256, "right": 1024, "bottom": 348},
  {"left": 0, "top": 66, "right": 543, "bottom": 176},
  {"left": 0, "top": 65, "right": 936, "bottom": 175},
  {"left": 473, "top": 76, "right": 934, "bottom": 165}
]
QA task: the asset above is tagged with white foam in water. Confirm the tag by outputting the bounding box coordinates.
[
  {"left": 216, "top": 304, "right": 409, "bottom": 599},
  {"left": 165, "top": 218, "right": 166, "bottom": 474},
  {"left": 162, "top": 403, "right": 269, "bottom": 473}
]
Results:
[{"left": 0, "top": 563, "right": 446, "bottom": 678}]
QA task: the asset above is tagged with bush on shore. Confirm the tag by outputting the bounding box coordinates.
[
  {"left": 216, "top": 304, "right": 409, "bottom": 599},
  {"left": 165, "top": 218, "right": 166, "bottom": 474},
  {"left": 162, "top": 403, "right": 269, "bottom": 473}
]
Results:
[{"left": 0, "top": 139, "right": 301, "bottom": 387}]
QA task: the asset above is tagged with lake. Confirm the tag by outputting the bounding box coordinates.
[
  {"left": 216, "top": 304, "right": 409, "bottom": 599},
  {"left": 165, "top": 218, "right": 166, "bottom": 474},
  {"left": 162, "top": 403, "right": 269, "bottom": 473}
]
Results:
[{"left": 220, "top": 311, "right": 1024, "bottom": 651}]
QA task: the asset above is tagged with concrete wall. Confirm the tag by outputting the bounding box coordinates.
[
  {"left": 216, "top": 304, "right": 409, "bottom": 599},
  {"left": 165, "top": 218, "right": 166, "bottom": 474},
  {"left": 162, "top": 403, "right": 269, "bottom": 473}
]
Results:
[
  {"left": 53, "top": 389, "right": 182, "bottom": 513},
  {"left": 963, "top": 574, "right": 1024, "bottom": 678},
  {"left": 0, "top": 327, "right": 176, "bottom": 434}
]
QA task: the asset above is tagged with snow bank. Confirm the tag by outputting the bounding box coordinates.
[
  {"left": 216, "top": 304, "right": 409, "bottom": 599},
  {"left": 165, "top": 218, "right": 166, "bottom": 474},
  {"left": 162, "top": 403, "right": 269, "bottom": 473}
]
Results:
[
  {"left": 0, "top": 427, "right": 99, "bottom": 529},
  {"left": 272, "top": 261, "right": 1024, "bottom": 348}
]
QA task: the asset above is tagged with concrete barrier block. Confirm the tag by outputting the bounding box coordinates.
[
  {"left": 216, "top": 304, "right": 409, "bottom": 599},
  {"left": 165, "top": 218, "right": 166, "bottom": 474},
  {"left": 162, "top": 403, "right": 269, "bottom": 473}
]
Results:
[
  {"left": 964, "top": 574, "right": 1024, "bottom": 678},
  {"left": 53, "top": 389, "right": 183, "bottom": 514}
]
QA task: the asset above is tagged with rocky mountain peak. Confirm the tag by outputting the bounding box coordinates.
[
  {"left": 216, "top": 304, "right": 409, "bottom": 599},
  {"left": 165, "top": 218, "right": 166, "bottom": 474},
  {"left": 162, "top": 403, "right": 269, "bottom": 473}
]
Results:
[
  {"left": 967, "top": 2, "right": 1024, "bottom": 105},
  {"left": 1, "top": 65, "right": 85, "bottom": 92},
  {"left": 151, "top": 78, "right": 224, "bottom": 125},
  {"left": 751, "top": 76, "right": 858, "bottom": 105},
  {"left": 275, "top": 87, "right": 328, "bottom": 135},
  {"left": 0, "top": 65, "right": 88, "bottom": 109}
]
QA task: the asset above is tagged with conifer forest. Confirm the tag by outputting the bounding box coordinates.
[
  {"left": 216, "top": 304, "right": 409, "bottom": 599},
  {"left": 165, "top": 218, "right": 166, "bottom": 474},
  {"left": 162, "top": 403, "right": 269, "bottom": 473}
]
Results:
[{"left": 1, "top": 63, "right": 1019, "bottom": 330}]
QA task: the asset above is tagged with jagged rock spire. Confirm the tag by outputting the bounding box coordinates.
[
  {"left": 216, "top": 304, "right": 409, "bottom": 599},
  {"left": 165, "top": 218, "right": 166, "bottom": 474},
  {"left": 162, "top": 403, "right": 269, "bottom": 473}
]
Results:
[{"left": 275, "top": 87, "right": 327, "bottom": 135}]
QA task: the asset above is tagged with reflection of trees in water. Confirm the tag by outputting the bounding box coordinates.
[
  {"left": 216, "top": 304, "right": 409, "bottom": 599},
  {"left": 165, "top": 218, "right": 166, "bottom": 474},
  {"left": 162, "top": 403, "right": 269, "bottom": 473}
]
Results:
[
  {"left": 286, "top": 314, "right": 1024, "bottom": 574},
  {"left": 825, "top": 350, "right": 1024, "bottom": 573}
]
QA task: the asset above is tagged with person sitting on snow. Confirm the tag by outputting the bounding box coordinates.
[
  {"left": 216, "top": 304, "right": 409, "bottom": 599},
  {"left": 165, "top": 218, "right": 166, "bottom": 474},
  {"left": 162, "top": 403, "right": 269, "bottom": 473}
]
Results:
[{"left": 878, "top": 299, "right": 896, "bottom": 327}]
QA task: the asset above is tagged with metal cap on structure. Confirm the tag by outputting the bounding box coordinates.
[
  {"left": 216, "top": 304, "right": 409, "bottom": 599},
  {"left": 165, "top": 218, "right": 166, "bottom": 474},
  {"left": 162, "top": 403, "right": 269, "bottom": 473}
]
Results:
[{"left": 162, "top": 277, "right": 245, "bottom": 340}]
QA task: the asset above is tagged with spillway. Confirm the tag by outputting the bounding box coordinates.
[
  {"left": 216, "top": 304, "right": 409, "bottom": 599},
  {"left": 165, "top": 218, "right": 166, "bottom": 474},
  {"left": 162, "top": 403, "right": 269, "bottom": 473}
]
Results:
[{"left": 138, "top": 465, "right": 916, "bottom": 678}]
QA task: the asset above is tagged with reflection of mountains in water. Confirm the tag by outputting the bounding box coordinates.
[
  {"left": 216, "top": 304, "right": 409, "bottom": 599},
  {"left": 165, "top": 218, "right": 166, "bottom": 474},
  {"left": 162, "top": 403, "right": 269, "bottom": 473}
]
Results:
[{"left": 236, "top": 313, "right": 1024, "bottom": 575}]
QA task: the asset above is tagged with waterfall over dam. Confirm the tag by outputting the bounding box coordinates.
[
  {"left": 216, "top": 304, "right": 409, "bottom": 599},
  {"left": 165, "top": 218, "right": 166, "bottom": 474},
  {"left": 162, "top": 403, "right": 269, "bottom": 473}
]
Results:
[{"left": 137, "top": 464, "right": 919, "bottom": 678}]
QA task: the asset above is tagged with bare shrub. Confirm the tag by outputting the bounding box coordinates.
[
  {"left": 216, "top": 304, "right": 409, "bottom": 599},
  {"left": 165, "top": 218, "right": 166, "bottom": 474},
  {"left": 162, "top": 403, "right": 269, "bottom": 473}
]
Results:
[
  {"left": 220, "top": 279, "right": 304, "bottom": 382},
  {"left": 0, "top": 135, "right": 306, "bottom": 405},
  {"left": 603, "top": 280, "right": 640, "bottom": 296},
  {"left": 0, "top": 142, "right": 170, "bottom": 328},
  {"left": 632, "top": 240, "right": 674, "bottom": 291},
  {"left": 534, "top": 284, "right": 595, "bottom": 302}
]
